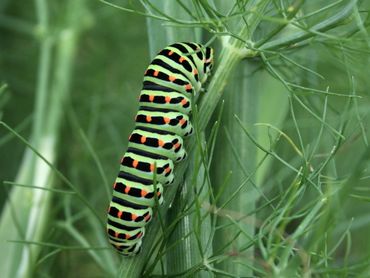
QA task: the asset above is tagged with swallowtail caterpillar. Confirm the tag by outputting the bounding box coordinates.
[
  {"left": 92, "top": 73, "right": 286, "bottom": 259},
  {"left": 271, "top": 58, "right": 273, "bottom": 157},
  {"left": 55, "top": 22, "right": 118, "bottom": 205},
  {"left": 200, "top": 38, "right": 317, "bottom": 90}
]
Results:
[{"left": 107, "top": 42, "right": 214, "bottom": 256}]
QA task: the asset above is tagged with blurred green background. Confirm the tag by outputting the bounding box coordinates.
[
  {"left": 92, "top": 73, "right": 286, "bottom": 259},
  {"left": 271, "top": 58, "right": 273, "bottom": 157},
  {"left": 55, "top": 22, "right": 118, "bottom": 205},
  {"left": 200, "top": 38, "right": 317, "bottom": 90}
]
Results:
[
  {"left": 0, "top": 1, "right": 147, "bottom": 189},
  {"left": 0, "top": 1, "right": 148, "bottom": 277},
  {"left": 1, "top": 0, "right": 369, "bottom": 277}
]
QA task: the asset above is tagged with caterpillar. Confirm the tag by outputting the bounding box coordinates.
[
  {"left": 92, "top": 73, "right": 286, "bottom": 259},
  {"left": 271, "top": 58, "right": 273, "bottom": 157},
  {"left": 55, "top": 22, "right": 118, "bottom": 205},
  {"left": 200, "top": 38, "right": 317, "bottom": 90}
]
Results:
[{"left": 107, "top": 42, "right": 214, "bottom": 256}]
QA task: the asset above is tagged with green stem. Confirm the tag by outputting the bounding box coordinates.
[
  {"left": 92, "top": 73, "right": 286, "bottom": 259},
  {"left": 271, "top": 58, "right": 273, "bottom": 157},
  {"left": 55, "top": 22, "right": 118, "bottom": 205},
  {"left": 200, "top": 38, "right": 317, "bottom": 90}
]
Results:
[{"left": 212, "top": 60, "right": 260, "bottom": 276}]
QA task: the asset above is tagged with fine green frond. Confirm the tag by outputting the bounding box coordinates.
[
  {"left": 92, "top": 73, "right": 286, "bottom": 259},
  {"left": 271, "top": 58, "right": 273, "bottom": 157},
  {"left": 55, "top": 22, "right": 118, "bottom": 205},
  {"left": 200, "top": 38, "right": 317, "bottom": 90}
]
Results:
[{"left": 0, "top": 121, "right": 104, "bottom": 224}]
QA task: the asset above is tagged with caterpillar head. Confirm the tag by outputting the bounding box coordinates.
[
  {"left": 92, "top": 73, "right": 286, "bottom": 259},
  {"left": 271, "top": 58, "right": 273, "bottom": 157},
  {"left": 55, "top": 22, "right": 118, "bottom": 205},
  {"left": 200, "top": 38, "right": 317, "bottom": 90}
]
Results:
[
  {"left": 205, "top": 46, "right": 214, "bottom": 74},
  {"left": 200, "top": 46, "right": 214, "bottom": 84}
]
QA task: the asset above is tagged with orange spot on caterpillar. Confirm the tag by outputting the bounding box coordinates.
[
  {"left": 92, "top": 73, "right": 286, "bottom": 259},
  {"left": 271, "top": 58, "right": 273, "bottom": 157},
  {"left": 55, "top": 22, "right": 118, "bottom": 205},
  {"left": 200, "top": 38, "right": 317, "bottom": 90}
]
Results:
[
  {"left": 144, "top": 214, "right": 151, "bottom": 222},
  {"left": 146, "top": 115, "right": 152, "bottom": 122},
  {"left": 131, "top": 214, "right": 138, "bottom": 221},
  {"left": 173, "top": 143, "right": 181, "bottom": 149},
  {"left": 165, "top": 96, "right": 171, "bottom": 103},
  {"left": 154, "top": 70, "right": 159, "bottom": 77},
  {"left": 125, "top": 234, "right": 130, "bottom": 239},
  {"left": 124, "top": 186, "right": 131, "bottom": 194},
  {"left": 157, "top": 191, "right": 161, "bottom": 197},
  {"left": 179, "top": 57, "right": 185, "bottom": 63},
  {"left": 115, "top": 231, "right": 119, "bottom": 238},
  {"left": 141, "top": 189, "right": 148, "bottom": 197},
  {"left": 128, "top": 134, "right": 132, "bottom": 141},
  {"left": 150, "top": 163, "right": 155, "bottom": 172},
  {"left": 140, "top": 136, "right": 147, "bottom": 143},
  {"left": 169, "top": 75, "right": 176, "bottom": 82},
  {"left": 164, "top": 117, "right": 170, "bottom": 124},
  {"left": 132, "top": 160, "right": 139, "bottom": 168},
  {"left": 138, "top": 232, "right": 143, "bottom": 238},
  {"left": 185, "top": 84, "right": 192, "bottom": 90},
  {"left": 179, "top": 119, "right": 186, "bottom": 125},
  {"left": 117, "top": 210, "right": 123, "bottom": 219},
  {"left": 168, "top": 50, "right": 174, "bottom": 55},
  {"left": 164, "top": 166, "right": 171, "bottom": 174},
  {"left": 193, "top": 68, "right": 198, "bottom": 75},
  {"left": 149, "top": 95, "right": 155, "bottom": 102},
  {"left": 181, "top": 99, "right": 188, "bottom": 105},
  {"left": 158, "top": 140, "right": 164, "bottom": 147},
  {"left": 113, "top": 182, "right": 117, "bottom": 189}
]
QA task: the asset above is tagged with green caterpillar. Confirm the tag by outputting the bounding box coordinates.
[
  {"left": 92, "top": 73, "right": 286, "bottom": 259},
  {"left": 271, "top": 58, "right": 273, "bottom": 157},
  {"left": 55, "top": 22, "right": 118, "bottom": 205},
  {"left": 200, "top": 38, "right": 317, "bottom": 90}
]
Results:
[{"left": 107, "top": 42, "right": 214, "bottom": 256}]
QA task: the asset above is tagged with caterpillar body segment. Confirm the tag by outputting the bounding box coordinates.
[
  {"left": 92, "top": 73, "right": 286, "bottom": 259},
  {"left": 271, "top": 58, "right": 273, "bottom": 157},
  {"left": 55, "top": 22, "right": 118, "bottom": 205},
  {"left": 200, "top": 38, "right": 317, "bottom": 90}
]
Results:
[
  {"left": 112, "top": 175, "right": 163, "bottom": 205},
  {"left": 108, "top": 198, "right": 153, "bottom": 228},
  {"left": 135, "top": 110, "right": 193, "bottom": 137},
  {"left": 139, "top": 90, "right": 192, "bottom": 115},
  {"left": 120, "top": 150, "right": 175, "bottom": 185},
  {"left": 128, "top": 128, "right": 186, "bottom": 162}
]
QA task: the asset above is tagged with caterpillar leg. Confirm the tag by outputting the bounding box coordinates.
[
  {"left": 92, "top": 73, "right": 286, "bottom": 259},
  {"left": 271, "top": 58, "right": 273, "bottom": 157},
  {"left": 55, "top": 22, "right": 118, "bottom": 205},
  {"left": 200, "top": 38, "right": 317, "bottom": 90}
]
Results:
[{"left": 113, "top": 240, "right": 142, "bottom": 257}]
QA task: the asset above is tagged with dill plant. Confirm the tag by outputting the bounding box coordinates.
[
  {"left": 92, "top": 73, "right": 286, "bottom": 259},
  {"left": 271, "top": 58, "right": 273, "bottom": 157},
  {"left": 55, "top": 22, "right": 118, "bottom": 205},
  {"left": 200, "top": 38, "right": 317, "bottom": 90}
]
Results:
[{"left": 1, "top": 0, "right": 370, "bottom": 277}]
